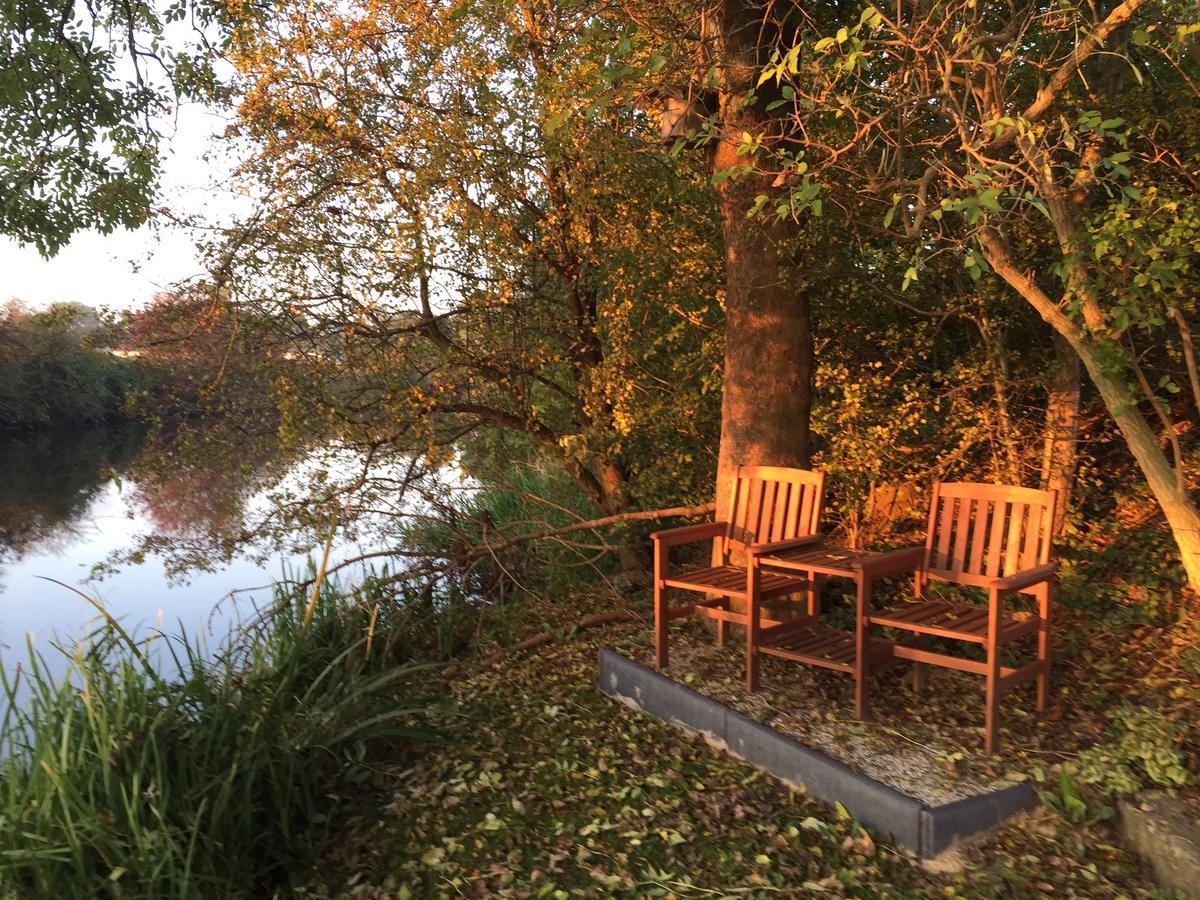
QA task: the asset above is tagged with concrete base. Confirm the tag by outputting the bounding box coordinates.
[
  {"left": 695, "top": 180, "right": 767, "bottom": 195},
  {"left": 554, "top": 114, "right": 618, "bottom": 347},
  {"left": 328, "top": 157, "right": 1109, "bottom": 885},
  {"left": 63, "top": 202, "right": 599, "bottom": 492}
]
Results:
[
  {"left": 1120, "top": 793, "right": 1200, "bottom": 898},
  {"left": 598, "top": 647, "right": 1034, "bottom": 858}
]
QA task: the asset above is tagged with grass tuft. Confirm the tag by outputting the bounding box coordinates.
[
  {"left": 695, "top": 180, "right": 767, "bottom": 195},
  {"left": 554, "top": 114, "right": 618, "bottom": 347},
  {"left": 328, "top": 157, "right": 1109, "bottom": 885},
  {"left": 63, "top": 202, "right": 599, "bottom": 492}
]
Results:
[{"left": 0, "top": 574, "right": 438, "bottom": 898}]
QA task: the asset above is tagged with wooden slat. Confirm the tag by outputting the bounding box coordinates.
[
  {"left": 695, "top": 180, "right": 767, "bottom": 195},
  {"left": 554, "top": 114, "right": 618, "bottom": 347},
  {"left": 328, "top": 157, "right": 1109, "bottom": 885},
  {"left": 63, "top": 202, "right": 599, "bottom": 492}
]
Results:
[
  {"left": 886, "top": 602, "right": 950, "bottom": 625},
  {"left": 967, "top": 499, "right": 989, "bottom": 575},
  {"left": 1021, "top": 502, "right": 1044, "bottom": 571},
  {"left": 1003, "top": 502, "right": 1026, "bottom": 576},
  {"left": 781, "top": 481, "right": 800, "bottom": 539},
  {"left": 799, "top": 631, "right": 846, "bottom": 657},
  {"left": 951, "top": 498, "right": 974, "bottom": 572},
  {"left": 985, "top": 500, "right": 1007, "bottom": 578},
  {"left": 891, "top": 644, "right": 990, "bottom": 675},
  {"left": 663, "top": 565, "right": 805, "bottom": 597},
  {"left": 999, "top": 658, "right": 1050, "bottom": 693},
  {"left": 922, "top": 482, "right": 942, "bottom": 566},
  {"left": 948, "top": 608, "right": 990, "bottom": 636},
  {"left": 936, "top": 482, "right": 1055, "bottom": 505},
  {"left": 798, "top": 483, "right": 815, "bottom": 539},
  {"left": 934, "top": 498, "right": 954, "bottom": 569},
  {"left": 744, "top": 478, "right": 764, "bottom": 543},
  {"left": 771, "top": 482, "right": 790, "bottom": 543},
  {"left": 760, "top": 479, "right": 780, "bottom": 543},
  {"left": 925, "top": 567, "right": 995, "bottom": 588}
]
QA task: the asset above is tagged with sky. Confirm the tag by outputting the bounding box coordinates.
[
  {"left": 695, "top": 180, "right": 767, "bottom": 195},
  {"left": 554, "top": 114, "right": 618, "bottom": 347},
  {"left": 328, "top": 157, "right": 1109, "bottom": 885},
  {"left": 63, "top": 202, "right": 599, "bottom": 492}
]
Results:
[{"left": 0, "top": 101, "right": 246, "bottom": 312}]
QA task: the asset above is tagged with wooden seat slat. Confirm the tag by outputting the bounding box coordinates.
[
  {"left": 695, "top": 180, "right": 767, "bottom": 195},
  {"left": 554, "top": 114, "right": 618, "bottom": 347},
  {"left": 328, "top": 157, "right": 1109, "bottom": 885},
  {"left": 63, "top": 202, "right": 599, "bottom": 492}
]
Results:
[
  {"left": 663, "top": 564, "right": 806, "bottom": 597},
  {"left": 760, "top": 623, "right": 894, "bottom": 673}
]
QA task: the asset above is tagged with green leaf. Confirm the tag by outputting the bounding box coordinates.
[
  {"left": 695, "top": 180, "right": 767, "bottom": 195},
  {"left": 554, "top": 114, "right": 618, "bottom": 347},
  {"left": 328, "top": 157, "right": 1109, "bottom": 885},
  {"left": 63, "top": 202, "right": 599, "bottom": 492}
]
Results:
[{"left": 978, "top": 188, "right": 1002, "bottom": 211}]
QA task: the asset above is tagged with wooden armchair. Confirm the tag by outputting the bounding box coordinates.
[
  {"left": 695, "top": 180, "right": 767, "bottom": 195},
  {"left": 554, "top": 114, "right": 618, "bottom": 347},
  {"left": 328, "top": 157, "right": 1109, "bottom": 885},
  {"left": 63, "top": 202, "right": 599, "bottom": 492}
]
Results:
[
  {"left": 866, "top": 482, "right": 1058, "bottom": 753},
  {"left": 651, "top": 465, "right": 825, "bottom": 691}
]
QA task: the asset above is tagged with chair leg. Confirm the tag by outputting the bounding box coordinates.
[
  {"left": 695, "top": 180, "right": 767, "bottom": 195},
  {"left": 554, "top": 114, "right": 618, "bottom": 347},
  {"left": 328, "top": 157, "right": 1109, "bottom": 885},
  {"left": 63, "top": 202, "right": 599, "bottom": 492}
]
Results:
[
  {"left": 716, "top": 598, "right": 729, "bottom": 647},
  {"left": 745, "top": 568, "right": 761, "bottom": 692},
  {"left": 853, "top": 575, "right": 870, "bottom": 719},
  {"left": 984, "top": 591, "right": 1001, "bottom": 754},
  {"left": 984, "top": 667, "right": 1000, "bottom": 755},
  {"left": 807, "top": 574, "right": 823, "bottom": 618},
  {"left": 911, "top": 636, "right": 928, "bottom": 693},
  {"left": 654, "top": 579, "right": 668, "bottom": 670},
  {"left": 1037, "top": 582, "right": 1052, "bottom": 712}
]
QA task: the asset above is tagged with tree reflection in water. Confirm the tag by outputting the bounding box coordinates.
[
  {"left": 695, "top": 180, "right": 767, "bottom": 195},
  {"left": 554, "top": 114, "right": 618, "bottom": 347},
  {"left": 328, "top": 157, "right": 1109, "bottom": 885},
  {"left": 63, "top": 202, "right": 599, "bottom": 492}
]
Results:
[{"left": 0, "top": 424, "right": 145, "bottom": 563}]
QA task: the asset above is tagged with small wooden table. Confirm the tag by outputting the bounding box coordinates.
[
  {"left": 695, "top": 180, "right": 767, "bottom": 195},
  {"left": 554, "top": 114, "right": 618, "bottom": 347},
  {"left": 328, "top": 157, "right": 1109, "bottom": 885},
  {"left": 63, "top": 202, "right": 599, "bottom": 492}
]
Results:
[{"left": 755, "top": 544, "right": 924, "bottom": 718}]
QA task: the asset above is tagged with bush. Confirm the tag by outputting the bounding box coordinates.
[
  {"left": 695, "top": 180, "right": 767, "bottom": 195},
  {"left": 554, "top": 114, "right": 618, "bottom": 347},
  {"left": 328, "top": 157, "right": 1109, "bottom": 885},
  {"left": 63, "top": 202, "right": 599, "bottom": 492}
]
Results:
[
  {"left": 0, "top": 577, "right": 438, "bottom": 898},
  {"left": 0, "top": 302, "right": 150, "bottom": 431},
  {"left": 1072, "top": 704, "right": 1193, "bottom": 797}
]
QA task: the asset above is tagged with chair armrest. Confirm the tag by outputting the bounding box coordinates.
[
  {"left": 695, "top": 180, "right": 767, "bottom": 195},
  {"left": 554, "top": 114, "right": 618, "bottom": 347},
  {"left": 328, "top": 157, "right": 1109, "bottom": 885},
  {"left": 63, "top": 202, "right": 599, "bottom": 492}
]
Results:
[
  {"left": 746, "top": 533, "right": 825, "bottom": 556},
  {"left": 991, "top": 562, "right": 1058, "bottom": 593},
  {"left": 649, "top": 521, "right": 726, "bottom": 547},
  {"left": 851, "top": 545, "right": 925, "bottom": 578}
]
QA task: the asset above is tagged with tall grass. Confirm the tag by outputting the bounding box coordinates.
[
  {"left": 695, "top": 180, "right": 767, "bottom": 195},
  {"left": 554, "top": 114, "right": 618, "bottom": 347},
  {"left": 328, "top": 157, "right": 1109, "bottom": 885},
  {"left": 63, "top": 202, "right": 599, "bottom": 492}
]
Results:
[{"left": 0, "top": 576, "right": 438, "bottom": 898}]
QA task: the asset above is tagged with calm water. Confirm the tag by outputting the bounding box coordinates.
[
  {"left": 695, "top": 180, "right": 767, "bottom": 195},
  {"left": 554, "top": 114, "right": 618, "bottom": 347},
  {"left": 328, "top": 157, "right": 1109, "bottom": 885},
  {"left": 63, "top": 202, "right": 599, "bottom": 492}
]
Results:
[{"left": 0, "top": 422, "right": 381, "bottom": 666}]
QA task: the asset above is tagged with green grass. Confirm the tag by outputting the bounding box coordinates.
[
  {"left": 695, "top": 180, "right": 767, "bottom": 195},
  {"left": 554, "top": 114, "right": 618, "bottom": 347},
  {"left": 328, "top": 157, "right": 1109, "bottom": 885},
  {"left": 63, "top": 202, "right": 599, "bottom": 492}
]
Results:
[{"left": 0, "top": 575, "right": 439, "bottom": 898}]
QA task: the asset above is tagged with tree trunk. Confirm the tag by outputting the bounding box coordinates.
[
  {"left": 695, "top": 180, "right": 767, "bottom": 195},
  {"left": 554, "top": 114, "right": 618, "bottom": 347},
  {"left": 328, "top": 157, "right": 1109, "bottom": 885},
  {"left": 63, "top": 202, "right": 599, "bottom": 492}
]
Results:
[
  {"left": 981, "top": 227, "right": 1200, "bottom": 594},
  {"left": 1040, "top": 331, "right": 1081, "bottom": 534},
  {"left": 976, "top": 315, "right": 1022, "bottom": 483},
  {"left": 711, "top": 0, "right": 813, "bottom": 524},
  {"left": 596, "top": 458, "right": 647, "bottom": 585}
]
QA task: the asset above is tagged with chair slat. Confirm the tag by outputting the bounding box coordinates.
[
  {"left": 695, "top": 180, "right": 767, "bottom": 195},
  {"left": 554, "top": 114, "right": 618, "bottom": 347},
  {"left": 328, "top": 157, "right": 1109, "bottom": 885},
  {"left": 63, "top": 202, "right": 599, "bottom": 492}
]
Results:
[
  {"left": 771, "top": 481, "right": 790, "bottom": 541},
  {"left": 967, "top": 500, "right": 988, "bottom": 574},
  {"left": 951, "top": 498, "right": 973, "bottom": 572},
  {"left": 798, "top": 482, "right": 815, "bottom": 539},
  {"left": 985, "top": 501, "right": 1007, "bottom": 577},
  {"left": 934, "top": 497, "right": 954, "bottom": 569},
  {"left": 1003, "top": 502, "right": 1026, "bottom": 576},
  {"left": 1021, "top": 503, "right": 1044, "bottom": 570},
  {"left": 760, "top": 479, "right": 780, "bottom": 543},
  {"left": 745, "top": 478, "right": 764, "bottom": 543}
]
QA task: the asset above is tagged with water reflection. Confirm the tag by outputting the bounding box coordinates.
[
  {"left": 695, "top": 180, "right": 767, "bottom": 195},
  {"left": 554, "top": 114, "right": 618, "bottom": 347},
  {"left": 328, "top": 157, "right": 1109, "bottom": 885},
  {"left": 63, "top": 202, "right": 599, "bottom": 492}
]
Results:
[
  {"left": 0, "top": 425, "right": 145, "bottom": 564},
  {"left": 0, "top": 420, "right": 321, "bottom": 658}
]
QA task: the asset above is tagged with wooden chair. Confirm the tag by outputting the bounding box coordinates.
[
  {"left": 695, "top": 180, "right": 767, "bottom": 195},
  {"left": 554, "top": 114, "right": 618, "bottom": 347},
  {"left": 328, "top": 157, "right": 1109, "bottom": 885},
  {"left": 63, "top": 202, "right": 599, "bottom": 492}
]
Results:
[
  {"left": 651, "top": 465, "right": 825, "bottom": 691},
  {"left": 865, "top": 482, "right": 1058, "bottom": 753}
]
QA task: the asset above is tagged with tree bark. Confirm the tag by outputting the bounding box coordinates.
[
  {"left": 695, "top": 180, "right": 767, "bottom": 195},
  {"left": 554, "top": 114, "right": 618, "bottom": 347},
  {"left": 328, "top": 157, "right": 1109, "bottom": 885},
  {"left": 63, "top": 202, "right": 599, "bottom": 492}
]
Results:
[
  {"left": 1040, "top": 331, "right": 1081, "bottom": 534},
  {"left": 711, "top": 0, "right": 814, "bottom": 524},
  {"left": 976, "top": 314, "right": 1022, "bottom": 483},
  {"left": 981, "top": 227, "right": 1200, "bottom": 594}
]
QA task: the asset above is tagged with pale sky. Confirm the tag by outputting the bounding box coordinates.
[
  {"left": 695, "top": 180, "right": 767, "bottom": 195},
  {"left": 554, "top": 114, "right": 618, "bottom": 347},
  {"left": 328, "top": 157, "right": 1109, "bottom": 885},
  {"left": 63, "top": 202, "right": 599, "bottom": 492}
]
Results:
[{"left": 0, "top": 102, "right": 247, "bottom": 312}]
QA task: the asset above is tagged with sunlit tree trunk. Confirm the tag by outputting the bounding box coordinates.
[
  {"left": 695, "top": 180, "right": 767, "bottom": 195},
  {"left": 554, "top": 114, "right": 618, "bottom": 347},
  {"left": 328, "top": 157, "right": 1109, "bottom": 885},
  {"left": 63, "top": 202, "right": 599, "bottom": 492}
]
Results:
[
  {"left": 981, "top": 228, "right": 1200, "bottom": 595},
  {"left": 975, "top": 314, "right": 1022, "bottom": 483},
  {"left": 711, "top": 0, "right": 814, "bottom": 525},
  {"left": 1040, "top": 331, "right": 1081, "bottom": 534}
]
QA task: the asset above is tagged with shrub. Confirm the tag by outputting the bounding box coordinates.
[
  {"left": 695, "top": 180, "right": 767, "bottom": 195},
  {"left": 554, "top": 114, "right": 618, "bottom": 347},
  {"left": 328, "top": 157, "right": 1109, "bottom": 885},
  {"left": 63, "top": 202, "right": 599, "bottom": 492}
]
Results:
[{"left": 1072, "top": 704, "right": 1193, "bottom": 797}]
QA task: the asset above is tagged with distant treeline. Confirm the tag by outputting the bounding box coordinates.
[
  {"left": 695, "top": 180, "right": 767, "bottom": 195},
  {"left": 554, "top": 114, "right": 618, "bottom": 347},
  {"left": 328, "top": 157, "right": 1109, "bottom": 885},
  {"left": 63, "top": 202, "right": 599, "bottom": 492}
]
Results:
[
  {"left": 0, "top": 291, "right": 289, "bottom": 433},
  {"left": 0, "top": 301, "right": 151, "bottom": 431}
]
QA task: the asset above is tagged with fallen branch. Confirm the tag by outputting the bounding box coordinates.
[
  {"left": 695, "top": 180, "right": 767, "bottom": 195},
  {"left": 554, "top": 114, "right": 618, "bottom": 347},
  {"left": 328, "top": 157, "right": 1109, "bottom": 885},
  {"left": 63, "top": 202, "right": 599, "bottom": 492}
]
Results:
[
  {"left": 309, "top": 502, "right": 717, "bottom": 587},
  {"left": 474, "top": 503, "right": 716, "bottom": 555},
  {"left": 474, "top": 610, "right": 648, "bottom": 670}
]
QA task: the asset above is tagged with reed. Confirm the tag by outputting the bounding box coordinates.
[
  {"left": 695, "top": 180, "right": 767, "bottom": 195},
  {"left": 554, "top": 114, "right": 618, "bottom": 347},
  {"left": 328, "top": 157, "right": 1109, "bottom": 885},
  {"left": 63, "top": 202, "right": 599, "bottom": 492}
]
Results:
[{"left": 0, "top": 575, "right": 437, "bottom": 898}]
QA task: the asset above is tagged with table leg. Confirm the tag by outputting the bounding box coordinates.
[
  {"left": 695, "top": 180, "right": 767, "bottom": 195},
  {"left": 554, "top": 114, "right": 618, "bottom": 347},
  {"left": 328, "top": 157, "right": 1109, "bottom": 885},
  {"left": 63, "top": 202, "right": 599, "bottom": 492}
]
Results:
[
  {"left": 854, "top": 573, "right": 871, "bottom": 719},
  {"left": 806, "top": 573, "right": 823, "bottom": 618}
]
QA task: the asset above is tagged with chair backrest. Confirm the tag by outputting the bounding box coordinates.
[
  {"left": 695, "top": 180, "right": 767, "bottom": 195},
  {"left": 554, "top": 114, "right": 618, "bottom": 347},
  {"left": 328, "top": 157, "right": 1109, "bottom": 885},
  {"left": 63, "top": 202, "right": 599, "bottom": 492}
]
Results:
[
  {"left": 923, "top": 481, "right": 1057, "bottom": 588},
  {"left": 722, "top": 465, "right": 825, "bottom": 558}
]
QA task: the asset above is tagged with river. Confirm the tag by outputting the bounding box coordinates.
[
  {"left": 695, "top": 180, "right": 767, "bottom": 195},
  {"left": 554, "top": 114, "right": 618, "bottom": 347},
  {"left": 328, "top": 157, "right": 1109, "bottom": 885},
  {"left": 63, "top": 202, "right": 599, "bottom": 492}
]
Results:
[{"left": 0, "top": 421, "right": 387, "bottom": 670}]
